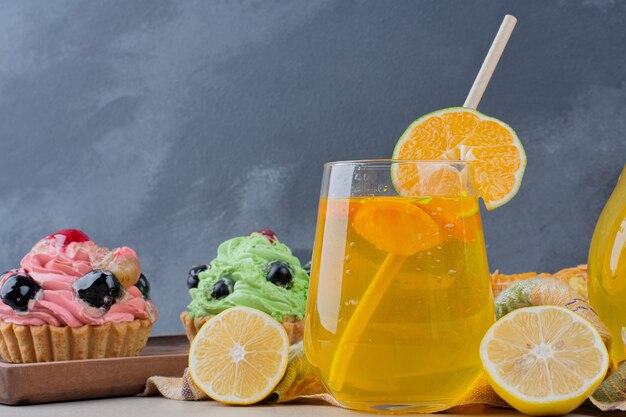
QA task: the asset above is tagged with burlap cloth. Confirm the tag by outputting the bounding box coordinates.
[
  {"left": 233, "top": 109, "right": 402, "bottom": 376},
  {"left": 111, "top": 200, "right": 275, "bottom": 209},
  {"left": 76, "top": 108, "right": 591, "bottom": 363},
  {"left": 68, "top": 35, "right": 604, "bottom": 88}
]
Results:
[
  {"left": 143, "top": 341, "right": 509, "bottom": 408},
  {"left": 144, "top": 278, "right": 626, "bottom": 411}
]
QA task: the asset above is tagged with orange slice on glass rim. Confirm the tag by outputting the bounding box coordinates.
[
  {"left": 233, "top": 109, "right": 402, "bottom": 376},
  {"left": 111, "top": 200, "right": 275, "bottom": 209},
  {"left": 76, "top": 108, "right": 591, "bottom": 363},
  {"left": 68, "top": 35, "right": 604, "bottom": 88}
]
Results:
[
  {"left": 188, "top": 307, "right": 289, "bottom": 405},
  {"left": 392, "top": 107, "right": 526, "bottom": 210}
]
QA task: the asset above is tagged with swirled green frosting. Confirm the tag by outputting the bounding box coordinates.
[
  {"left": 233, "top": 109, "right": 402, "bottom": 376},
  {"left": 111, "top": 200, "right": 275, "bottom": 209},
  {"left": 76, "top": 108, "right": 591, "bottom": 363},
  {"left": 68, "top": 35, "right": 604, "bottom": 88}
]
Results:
[{"left": 187, "top": 233, "right": 309, "bottom": 321}]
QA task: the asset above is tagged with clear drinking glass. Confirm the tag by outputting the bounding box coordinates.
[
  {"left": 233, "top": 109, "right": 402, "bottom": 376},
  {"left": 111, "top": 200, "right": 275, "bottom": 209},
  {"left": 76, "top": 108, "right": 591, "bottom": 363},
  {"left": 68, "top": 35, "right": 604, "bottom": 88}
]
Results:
[{"left": 304, "top": 160, "right": 495, "bottom": 413}]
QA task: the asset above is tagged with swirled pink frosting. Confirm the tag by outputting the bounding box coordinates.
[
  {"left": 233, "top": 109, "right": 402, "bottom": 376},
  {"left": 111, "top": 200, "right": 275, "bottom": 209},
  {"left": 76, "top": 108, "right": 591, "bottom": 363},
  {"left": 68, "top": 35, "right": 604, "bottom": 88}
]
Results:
[{"left": 0, "top": 236, "right": 156, "bottom": 327}]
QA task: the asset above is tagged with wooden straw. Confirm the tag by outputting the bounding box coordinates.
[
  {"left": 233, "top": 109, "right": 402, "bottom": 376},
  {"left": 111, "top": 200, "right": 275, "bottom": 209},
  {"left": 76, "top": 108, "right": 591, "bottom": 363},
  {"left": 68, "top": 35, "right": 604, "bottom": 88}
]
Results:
[
  {"left": 464, "top": 14, "right": 517, "bottom": 109},
  {"left": 327, "top": 14, "right": 517, "bottom": 391}
]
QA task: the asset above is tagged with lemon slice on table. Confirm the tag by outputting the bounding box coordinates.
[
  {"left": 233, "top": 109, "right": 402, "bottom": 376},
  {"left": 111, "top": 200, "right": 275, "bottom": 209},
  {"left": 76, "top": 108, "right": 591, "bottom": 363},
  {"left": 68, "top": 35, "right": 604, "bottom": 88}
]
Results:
[
  {"left": 189, "top": 306, "right": 289, "bottom": 405},
  {"left": 392, "top": 107, "right": 526, "bottom": 209},
  {"left": 480, "top": 306, "right": 609, "bottom": 416}
]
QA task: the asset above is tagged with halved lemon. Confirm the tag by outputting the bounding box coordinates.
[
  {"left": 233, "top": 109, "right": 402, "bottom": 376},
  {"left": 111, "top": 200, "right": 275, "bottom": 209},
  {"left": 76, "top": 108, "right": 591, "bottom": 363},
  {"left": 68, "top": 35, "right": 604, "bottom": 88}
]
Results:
[
  {"left": 480, "top": 306, "right": 609, "bottom": 416},
  {"left": 392, "top": 107, "right": 526, "bottom": 210},
  {"left": 189, "top": 306, "right": 290, "bottom": 405}
]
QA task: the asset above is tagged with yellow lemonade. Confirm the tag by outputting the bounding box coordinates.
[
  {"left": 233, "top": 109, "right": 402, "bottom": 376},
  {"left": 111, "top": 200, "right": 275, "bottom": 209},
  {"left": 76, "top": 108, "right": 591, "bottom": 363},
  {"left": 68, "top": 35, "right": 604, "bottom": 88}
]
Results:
[
  {"left": 305, "top": 195, "right": 495, "bottom": 412},
  {"left": 588, "top": 165, "right": 626, "bottom": 363}
]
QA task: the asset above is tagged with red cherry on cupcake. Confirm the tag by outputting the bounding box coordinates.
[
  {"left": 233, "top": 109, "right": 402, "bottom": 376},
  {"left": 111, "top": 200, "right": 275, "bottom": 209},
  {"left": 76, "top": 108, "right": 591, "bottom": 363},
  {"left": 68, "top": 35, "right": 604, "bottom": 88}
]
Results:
[
  {"left": 47, "top": 229, "right": 91, "bottom": 247},
  {"left": 253, "top": 229, "right": 277, "bottom": 243}
]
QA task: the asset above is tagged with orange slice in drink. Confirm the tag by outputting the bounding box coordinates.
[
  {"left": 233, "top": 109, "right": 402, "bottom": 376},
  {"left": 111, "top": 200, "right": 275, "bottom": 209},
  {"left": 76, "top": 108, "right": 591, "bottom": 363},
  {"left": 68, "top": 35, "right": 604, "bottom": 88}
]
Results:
[
  {"left": 188, "top": 307, "right": 289, "bottom": 405},
  {"left": 353, "top": 198, "right": 441, "bottom": 255},
  {"left": 392, "top": 107, "right": 526, "bottom": 210}
]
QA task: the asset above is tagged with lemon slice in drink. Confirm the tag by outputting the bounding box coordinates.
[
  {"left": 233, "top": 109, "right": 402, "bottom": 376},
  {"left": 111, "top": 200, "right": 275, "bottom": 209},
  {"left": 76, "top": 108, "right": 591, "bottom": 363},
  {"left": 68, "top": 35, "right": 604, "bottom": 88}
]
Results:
[
  {"left": 392, "top": 107, "right": 526, "bottom": 209},
  {"left": 480, "top": 306, "right": 609, "bottom": 416},
  {"left": 189, "top": 306, "right": 290, "bottom": 405},
  {"left": 417, "top": 196, "right": 480, "bottom": 243}
]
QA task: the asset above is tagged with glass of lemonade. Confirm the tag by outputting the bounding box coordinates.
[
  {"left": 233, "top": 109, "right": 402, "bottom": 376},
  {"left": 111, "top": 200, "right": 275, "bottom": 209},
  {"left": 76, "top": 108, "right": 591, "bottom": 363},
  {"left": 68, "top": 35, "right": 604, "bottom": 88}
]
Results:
[{"left": 304, "top": 160, "right": 495, "bottom": 413}]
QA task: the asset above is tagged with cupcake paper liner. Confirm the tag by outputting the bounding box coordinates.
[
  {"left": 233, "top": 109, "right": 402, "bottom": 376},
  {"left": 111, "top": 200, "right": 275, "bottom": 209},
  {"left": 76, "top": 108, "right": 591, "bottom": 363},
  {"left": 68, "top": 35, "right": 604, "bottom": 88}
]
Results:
[
  {"left": 0, "top": 319, "right": 153, "bottom": 363},
  {"left": 180, "top": 311, "right": 304, "bottom": 344}
]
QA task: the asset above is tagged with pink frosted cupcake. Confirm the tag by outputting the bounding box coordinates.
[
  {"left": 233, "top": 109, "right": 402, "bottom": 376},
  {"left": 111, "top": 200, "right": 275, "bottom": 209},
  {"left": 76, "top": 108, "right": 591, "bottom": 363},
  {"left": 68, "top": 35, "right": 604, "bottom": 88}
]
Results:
[{"left": 0, "top": 229, "right": 157, "bottom": 363}]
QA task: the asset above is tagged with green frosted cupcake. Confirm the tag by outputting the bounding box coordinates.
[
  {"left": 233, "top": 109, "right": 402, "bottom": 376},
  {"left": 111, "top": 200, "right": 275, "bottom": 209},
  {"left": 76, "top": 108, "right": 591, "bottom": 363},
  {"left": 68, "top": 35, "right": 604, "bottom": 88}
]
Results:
[{"left": 181, "top": 231, "right": 309, "bottom": 343}]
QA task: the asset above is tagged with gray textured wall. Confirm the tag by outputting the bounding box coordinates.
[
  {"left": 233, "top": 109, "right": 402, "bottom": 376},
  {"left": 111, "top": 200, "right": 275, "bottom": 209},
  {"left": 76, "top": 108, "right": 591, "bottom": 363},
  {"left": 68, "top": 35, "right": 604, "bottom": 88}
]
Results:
[{"left": 0, "top": 0, "right": 624, "bottom": 334}]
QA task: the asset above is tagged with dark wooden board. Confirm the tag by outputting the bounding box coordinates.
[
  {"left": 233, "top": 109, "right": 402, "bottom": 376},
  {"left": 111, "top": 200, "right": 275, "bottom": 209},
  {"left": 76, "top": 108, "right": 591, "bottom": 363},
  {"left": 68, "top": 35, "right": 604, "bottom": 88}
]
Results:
[{"left": 0, "top": 335, "right": 189, "bottom": 405}]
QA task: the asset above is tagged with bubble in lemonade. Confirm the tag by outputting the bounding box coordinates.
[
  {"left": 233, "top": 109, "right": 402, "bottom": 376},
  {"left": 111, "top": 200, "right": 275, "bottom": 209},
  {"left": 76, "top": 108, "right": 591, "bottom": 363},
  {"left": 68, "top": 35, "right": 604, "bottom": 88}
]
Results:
[{"left": 305, "top": 193, "right": 494, "bottom": 412}]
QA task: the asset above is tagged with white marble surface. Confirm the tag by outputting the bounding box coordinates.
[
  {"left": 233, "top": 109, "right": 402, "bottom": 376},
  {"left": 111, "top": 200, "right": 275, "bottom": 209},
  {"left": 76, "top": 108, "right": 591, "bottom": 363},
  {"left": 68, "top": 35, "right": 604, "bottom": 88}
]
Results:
[{"left": 0, "top": 397, "right": 607, "bottom": 417}]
